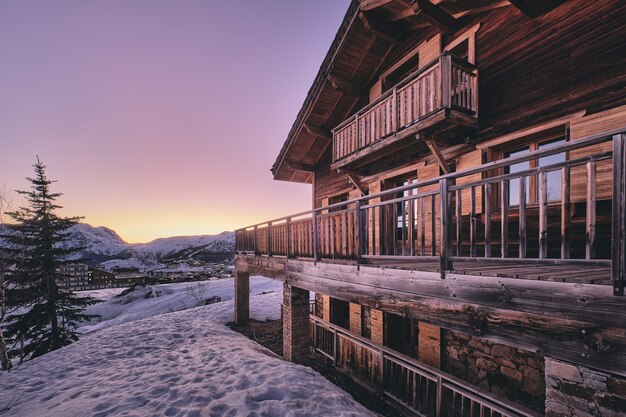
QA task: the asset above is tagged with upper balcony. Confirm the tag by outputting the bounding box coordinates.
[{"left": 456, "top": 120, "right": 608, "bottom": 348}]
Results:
[{"left": 331, "top": 53, "right": 478, "bottom": 171}]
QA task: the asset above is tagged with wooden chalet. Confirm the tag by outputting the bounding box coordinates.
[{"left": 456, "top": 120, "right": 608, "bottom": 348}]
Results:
[{"left": 235, "top": 1, "right": 626, "bottom": 415}]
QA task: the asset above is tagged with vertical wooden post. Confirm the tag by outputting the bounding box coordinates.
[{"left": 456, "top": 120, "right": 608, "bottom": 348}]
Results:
[
  {"left": 519, "top": 175, "right": 526, "bottom": 259},
  {"left": 456, "top": 189, "right": 462, "bottom": 256},
  {"left": 470, "top": 186, "right": 476, "bottom": 257},
  {"left": 333, "top": 327, "right": 338, "bottom": 366},
  {"left": 355, "top": 114, "right": 361, "bottom": 148},
  {"left": 420, "top": 197, "right": 426, "bottom": 256},
  {"left": 355, "top": 200, "right": 365, "bottom": 263},
  {"left": 312, "top": 211, "right": 320, "bottom": 261},
  {"left": 612, "top": 134, "right": 625, "bottom": 296},
  {"left": 409, "top": 195, "right": 415, "bottom": 256},
  {"left": 561, "top": 167, "right": 571, "bottom": 259},
  {"left": 392, "top": 87, "right": 398, "bottom": 131},
  {"left": 440, "top": 54, "right": 451, "bottom": 109},
  {"left": 501, "top": 179, "right": 509, "bottom": 258},
  {"left": 436, "top": 375, "right": 443, "bottom": 417},
  {"left": 586, "top": 162, "right": 596, "bottom": 260},
  {"left": 267, "top": 222, "right": 272, "bottom": 257},
  {"left": 539, "top": 172, "right": 548, "bottom": 259},
  {"left": 253, "top": 226, "right": 258, "bottom": 256},
  {"left": 439, "top": 178, "right": 451, "bottom": 278},
  {"left": 484, "top": 183, "right": 492, "bottom": 258},
  {"left": 286, "top": 217, "right": 291, "bottom": 258}
]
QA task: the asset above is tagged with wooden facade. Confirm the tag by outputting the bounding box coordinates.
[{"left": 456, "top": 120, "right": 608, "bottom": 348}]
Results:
[{"left": 238, "top": 1, "right": 626, "bottom": 415}]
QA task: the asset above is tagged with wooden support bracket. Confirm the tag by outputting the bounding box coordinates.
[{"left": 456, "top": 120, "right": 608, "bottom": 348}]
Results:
[{"left": 423, "top": 137, "right": 451, "bottom": 174}]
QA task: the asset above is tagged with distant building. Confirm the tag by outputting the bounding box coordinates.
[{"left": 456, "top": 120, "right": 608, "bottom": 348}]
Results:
[{"left": 58, "top": 263, "right": 117, "bottom": 291}]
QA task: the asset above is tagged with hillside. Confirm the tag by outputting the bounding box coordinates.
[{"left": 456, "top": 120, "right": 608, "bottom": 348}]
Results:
[
  {"left": 0, "top": 278, "right": 374, "bottom": 417},
  {"left": 61, "top": 224, "right": 235, "bottom": 271}
]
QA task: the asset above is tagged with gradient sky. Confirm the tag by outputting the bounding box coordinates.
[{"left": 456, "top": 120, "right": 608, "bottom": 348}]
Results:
[{"left": 0, "top": 0, "right": 350, "bottom": 243}]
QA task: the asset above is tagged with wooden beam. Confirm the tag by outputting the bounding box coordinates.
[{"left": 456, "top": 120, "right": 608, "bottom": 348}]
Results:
[
  {"left": 344, "top": 172, "right": 367, "bottom": 196},
  {"left": 326, "top": 73, "right": 363, "bottom": 97},
  {"left": 303, "top": 123, "right": 331, "bottom": 139},
  {"left": 423, "top": 137, "right": 451, "bottom": 174},
  {"left": 358, "top": 11, "right": 405, "bottom": 44},
  {"left": 411, "top": 0, "right": 460, "bottom": 34},
  {"left": 285, "top": 160, "right": 316, "bottom": 172},
  {"left": 508, "top": 0, "right": 566, "bottom": 19},
  {"left": 360, "top": 0, "right": 394, "bottom": 11},
  {"left": 237, "top": 254, "right": 626, "bottom": 376}
]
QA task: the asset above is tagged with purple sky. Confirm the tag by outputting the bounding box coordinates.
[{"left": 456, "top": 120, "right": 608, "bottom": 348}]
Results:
[{"left": 0, "top": 0, "right": 350, "bottom": 243}]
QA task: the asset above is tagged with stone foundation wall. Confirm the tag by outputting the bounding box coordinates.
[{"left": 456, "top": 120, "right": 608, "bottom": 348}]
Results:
[
  {"left": 443, "top": 330, "right": 545, "bottom": 413},
  {"left": 545, "top": 358, "right": 626, "bottom": 417}
]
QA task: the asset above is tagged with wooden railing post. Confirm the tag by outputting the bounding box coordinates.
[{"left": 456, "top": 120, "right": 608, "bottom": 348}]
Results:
[
  {"left": 355, "top": 200, "right": 365, "bottom": 263},
  {"left": 333, "top": 328, "right": 338, "bottom": 366},
  {"left": 440, "top": 54, "right": 452, "bottom": 109},
  {"left": 253, "top": 226, "right": 258, "bottom": 255},
  {"left": 312, "top": 211, "right": 320, "bottom": 261},
  {"left": 439, "top": 178, "right": 452, "bottom": 278},
  {"left": 436, "top": 375, "right": 443, "bottom": 417},
  {"left": 286, "top": 217, "right": 292, "bottom": 258},
  {"left": 613, "top": 133, "right": 625, "bottom": 296},
  {"left": 267, "top": 222, "right": 272, "bottom": 257}
]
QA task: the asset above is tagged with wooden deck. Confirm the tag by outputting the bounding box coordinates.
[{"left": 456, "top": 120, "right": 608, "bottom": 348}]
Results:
[{"left": 313, "top": 257, "right": 612, "bottom": 284}]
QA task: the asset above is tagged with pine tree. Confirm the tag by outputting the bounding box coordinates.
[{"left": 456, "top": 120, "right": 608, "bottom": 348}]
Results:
[{"left": 1, "top": 158, "right": 97, "bottom": 361}]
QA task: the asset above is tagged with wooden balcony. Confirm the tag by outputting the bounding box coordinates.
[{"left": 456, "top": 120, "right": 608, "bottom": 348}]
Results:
[
  {"left": 331, "top": 53, "right": 478, "bottom": 171},
  {"left": 237, "top": 129, "right": 626, "bottom": 295}
]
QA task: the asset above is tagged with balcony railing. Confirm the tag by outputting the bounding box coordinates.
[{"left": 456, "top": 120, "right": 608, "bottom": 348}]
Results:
[
  {"left": 236, "top": 129, "right": 626, "bottom": 296},
  {"left": 332, "top": 53, "right": 478, "bottom": 163},
  {"left": 310, "top": 315, "right": 540, "bottom": 417}
]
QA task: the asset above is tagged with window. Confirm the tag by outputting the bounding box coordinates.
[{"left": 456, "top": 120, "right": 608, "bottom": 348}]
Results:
[
  {"left": 329, "top": 298, "right": 350, "bottom": 331},
  {"left": 383, "top": 55, "right": 419, "bottom": 93},
  {"left": 328, "top": 192, "right": 348, "bottom": 213},
  {"left": 392, "top": 175, "right": 417, "bottom": 241},
  {"left": 500, "top": 127, "right": 568, "bottom": 206},
  {"left": 384, "top": 312, "right": 418, "bottom": 357}
]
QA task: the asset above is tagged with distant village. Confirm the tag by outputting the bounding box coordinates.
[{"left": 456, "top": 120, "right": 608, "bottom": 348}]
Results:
[{"left": 59, "top": 260, "right": 235, "bottom": 291}]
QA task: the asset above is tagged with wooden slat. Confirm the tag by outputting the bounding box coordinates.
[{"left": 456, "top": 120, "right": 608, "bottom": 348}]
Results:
[
  {"left": 612, "top": 134, "right": 626, "bottom": 295},
  {"left": 561, "top": 167, "right": 571, "bottom": 259},
  {"left": 456, "top": 189, "right": 462, "bottom": 256},
  {"left": 470, "top": 186, "right": 477, "bottom": 257},
  {"left": 586, "top": 161, "right": 596, "bottom": 260},
  {"left": 484, "top": 184, "right": 492, "bottom": 258},
  {"left": 500, "top": 179, "right": 509, "bottom": 258},
  {"left": 519, "top": 176, "right": 527, "bottom": 259},
  {"left": 539, "top": 172, "right": 548, "bottom": 259}
]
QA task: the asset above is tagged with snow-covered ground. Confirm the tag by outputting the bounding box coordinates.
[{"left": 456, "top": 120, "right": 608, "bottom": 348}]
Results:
[{"left": 0, "top": 277, "right": 375, "bottom": 417}]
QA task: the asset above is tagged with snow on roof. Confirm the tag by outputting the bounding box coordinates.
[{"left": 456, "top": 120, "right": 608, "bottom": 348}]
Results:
[{"left": 0, "top": 277, "right": 375, "bottom": 417}]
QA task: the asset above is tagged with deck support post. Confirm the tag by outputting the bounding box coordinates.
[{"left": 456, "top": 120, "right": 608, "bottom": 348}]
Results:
[
  {"left": 234, "top": 271, "right": 249, "bottom": 326},
  {"left": 439, "top": 178, "right": 452, "bottom": 278},
  {"left": 612, "top": 134, "right": 625, "bottom": 296},
  {"left": 283, "top": 283, "right": 310, "bottom": 364}
]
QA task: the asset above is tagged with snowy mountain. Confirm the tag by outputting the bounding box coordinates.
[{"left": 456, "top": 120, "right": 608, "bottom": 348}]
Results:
[{"left": 64, "top": 224, "right": 235, "bottom": 271}]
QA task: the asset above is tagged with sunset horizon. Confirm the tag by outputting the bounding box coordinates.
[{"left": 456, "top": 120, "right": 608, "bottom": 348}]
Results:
[{"left": 1, "top": 1, "right": 349, "bottom": 243}]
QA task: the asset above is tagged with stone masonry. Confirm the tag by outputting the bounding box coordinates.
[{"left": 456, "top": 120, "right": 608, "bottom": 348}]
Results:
[
  {"left": 282, "top": 283, "right": 310, "bottom": 364},
  {"left": 545, "top": 358, "right": 626, "bottom": 417},
  {"left": 234, "top": 271, "right": 249, "bottom": 325},
  {"left": 443, "top": 330, "right": 546, "bottom": 413}
]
